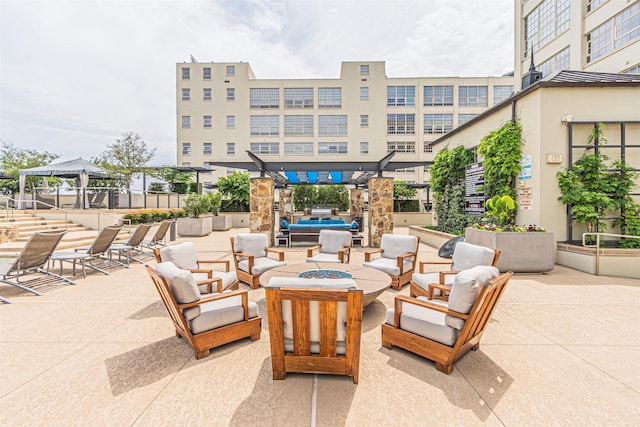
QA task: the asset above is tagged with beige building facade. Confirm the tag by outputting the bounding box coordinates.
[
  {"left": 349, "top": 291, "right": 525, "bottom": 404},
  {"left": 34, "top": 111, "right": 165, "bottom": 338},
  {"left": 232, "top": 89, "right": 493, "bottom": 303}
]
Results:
[
  {"left": 175, "top": 61, "right": 515, "bottom": 204},
  {"left": 515, "top": 0, "right": 640, "bottom": 87}
]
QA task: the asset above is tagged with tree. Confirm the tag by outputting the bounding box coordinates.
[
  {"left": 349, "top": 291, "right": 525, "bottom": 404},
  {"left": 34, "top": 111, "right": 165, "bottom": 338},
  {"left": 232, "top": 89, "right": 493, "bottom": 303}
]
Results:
[
  {"left": 292, "top": 185, "right": 317, "bottom": 211},
  {"left": 99, "top": 132, "right": 155, "bottom": 193},
  {"left": 393, "top": 180, "right": 417, "bottom": 212},
  {"left": 217, "top": 171, "right": 250, "bottom": 212},
  {"left": 156, "top": 167, "right": 194, "bottom": 193},
  {"left": 0, "top": 140, "right": 60, "bottom": 194}
]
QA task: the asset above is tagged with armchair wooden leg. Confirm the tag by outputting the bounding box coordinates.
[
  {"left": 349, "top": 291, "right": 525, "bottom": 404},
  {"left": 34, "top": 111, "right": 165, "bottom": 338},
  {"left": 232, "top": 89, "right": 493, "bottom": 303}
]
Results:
[
  {"left": 195, "top": 349, "right": 210, "bottom": 360},
  {"left": 435, "top": 362, "right": 454, "bottom": 374},
  {"left": 381, "top": 340, "right": 392, "bottom": 350}
]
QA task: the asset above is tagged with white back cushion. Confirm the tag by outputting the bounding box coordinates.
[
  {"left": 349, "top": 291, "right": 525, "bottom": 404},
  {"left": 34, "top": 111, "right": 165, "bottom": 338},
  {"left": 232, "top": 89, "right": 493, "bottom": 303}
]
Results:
[
  {"left": 319, "top": 230, "right": 351, "bottom": 254},
  {"left": 159, "top": 242, "right": 198, "bottom": 270},
  {"left": 234, "top": 233, "right": 268, "bottom": 259},
  {"left": 451, "top": 242, "right": 496, "bottom": 271},
  {"left": 447, "top": 265, "right": 499, "bottom": 315},
  {"left": 380, "top": 234, "right": 418, "bottom": 259}
]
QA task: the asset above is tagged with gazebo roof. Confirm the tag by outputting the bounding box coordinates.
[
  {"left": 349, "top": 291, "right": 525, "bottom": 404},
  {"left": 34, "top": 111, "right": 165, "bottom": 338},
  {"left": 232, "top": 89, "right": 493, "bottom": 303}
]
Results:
[{"left": 19, "top": 158, "right": 112, "bottom": 179}]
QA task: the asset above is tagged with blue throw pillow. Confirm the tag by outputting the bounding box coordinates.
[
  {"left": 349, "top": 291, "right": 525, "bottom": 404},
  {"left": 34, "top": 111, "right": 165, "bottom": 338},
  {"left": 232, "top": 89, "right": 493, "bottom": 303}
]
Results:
[
  {"left": 351, "top": 220, "right": 358, "bottom": 229},
  {"left": 280, "top": 219, "right": 289, "bottom": 229}
]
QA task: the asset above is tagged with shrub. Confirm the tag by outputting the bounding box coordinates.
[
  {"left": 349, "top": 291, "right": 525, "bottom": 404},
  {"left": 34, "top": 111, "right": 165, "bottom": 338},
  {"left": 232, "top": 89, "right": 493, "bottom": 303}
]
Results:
[
  {"left": 122, "top": 209, "right": 185, "bottom": 224},
  {"left": 182, "top": 193, "right": 210, "bottom": 218}
]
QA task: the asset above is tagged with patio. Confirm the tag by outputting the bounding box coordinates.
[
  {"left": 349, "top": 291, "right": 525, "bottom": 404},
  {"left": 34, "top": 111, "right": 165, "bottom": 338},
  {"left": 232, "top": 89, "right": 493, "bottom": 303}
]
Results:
[{"left": 1, "top": 227, "right": 639, "bottom": 426}]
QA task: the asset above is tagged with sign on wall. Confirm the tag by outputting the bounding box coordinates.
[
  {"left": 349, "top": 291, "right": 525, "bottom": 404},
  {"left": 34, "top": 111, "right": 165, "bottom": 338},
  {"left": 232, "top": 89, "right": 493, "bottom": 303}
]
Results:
[
  {"left": 465, "top": 162, "right": 485, "bottom": 216},
  {"left": 519, "top": 154, "right": 532, "bottom": 180},
  {"left": 519, "top": 187, "right": 532, "bottom": 210}
]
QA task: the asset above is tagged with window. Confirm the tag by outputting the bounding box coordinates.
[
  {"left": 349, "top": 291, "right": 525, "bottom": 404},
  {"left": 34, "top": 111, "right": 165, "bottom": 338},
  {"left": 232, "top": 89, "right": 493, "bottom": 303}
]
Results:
[
  {"left": 423, "top": 85, "right": 453, "bottom": 106},
  {"left": 387, "top": 114, "right": 415, "bottom": 134},
  {"left": 387, "top": 86, "right": 415, "bottom": 106},
  {"left": 360, "top": 65, "right": 369, "bottom": 75},
  {"left": 318, "top": 115, "right": 348, "bottom": 136},
  {"left": 318, "top": 142, "right": 348, "bottom": 154},
  {"left": 203, "top": 115, "right": 212, "bottom": 128},
  {"left": 284, "top": 115, "right": 313, "bottom": 136},
  {"left": 587, "top": 0, "right": 605, "bottom": 13},
  {"left": 539, "top": 46, "right": 570, "bottom": 77},
  {"left": 250, "top": 116, "right": 279, "bottom": 136},
  {"left": 227, "top": 143, "right": 235, "bottom": 155},
  {"left": 387, "top": 142, "right": 415, "bottom": 153},
  {"left": 181, "top": 88, "right": 190, "bottom": 101},
  {"left": 226, "top": 65, "right": 235, "bottom": 76},
  {"left": 423, "top": 114, "right": 453, "bottom": 134},
  {"left": 524, "top": 0, "right": 570, "bottom": 55},
  {"left": 181, "top": 67, "right": 190, "bottom": 80},
  {"left": 394, "top": 167, "right": 415, "bottom": 173},
  {"left": 360, "top": 114, "right": 369, "bottom": 127},
  {"left": 424, "top": 145, "right": 433, "bottom": 153},
  {"left": 250, "top": 142, "right": 279, "bottom": 155},
  {"left": 360, "top": 141, "right": 369, "bottom": 154},
  {"left": 626, "top": 64, "right": 640, "bottom": 74},
  {"left": 182, "top": 162, "right": 191, "bottom": 167},
  {"left": 493, "top": 85, "right": 514, "bottom": 104},
  {"left": 182, "top": 142, "right": 191, "bottom": 155},
  {"left": 284, "top": 142, "right": 313, "bottom": 155},
  {"left": 226, "top": 115, "right": 235, "bottom": 129},
  {"left": 203, "top": 67, "right": 211, "bottom": 80},
  {"left": 458, "top": 86, "right": 487, "bottom": 106},
  {"left": 227, "top": 88, "right": 235, "bottom": 101},
  {"left": 250, "top": 88, "right": 279, "bottom": 109},
  {"left": 360, "top": 87, "right": 369, "bottom": 100},
  {"left": 587, "top": 3, "right": 640, "bottom": 63},
  {"left": 203, "top": 88, "right": 211, "bottom": 101},
  {"left": 284, "top": 88, "right": 313, "bottom": 108},
  {"left": 318, "top": 88, "right": 342, "bottom": 108},
  {"left": 458, "top": 114, "right": 478, "bottom": 126},
  {"left": 181, "top": 116, "right": 190, "bottom": 129},
  {"left": 203, "top": 143, "right": 212, "bottom": 155}
]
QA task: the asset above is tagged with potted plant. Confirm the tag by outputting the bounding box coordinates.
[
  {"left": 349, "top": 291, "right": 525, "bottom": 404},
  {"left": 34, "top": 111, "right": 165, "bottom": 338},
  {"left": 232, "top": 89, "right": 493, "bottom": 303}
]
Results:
[
  {"left": 465, "top": 195, "right": 555, "bottom": 273},
  {"left": 176, "top": 193, "right": 212, "bottom": 237},
  {"left": 208, "top": 192, "right": 231, "bottom": 231}
]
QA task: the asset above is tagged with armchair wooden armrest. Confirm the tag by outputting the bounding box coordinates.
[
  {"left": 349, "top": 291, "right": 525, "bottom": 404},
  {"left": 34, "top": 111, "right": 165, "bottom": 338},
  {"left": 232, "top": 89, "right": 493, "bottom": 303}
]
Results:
[
  {"left": 427, "top": 283, "right": 451, "bottom": 301},
  {"left": 196, "top": 259, "right": 231, "bottom": 272},
  {"left": 234, "top": 251, "right": 255, "bottom": 272},
  {"left": 439, "top": 270, "right": 458, "bottom": 283},
  {"left": 393, "top": 294, "right": 468, "bottom": 327},
  {"left": 364, "top": 248, "right": 383, "bottom": 262},
  {"left": 193, "top": 276, "right": 224, "bottom": 293},
  {"left": 266, "top": 248, "right": 285, "bottom": 261},
  {"left": 397, "top": 252, "right": 418, "bottom": 272},
  {"left": 419, "top": 259, "right": 453, "bottom": 273},
  {"left": 178, "top": 289, "right": 250, "bottom": 319},
  {"left": 338, "top": 246, "right": 351, "bottom": 263},
  {"left": 306, "top": 245, "right": 321, "bottom": 258}
]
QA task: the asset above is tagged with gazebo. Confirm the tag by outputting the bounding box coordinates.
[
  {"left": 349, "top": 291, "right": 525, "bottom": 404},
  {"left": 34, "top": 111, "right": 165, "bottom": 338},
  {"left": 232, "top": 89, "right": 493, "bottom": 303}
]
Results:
[{"left": 17, "top": 158, "right": 113, "bottom": 209}]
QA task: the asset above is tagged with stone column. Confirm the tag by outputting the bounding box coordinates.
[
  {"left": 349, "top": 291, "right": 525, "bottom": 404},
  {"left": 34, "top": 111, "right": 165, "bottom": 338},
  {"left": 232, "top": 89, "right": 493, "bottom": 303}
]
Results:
[
  {"left": 250, "top": 177, "right": 275, "bottom": 246},
  {"left": 367, "top": 177, "right": 394, "bottom": 248},
  {"left": 279, "top": 189, "right": 293, "bottom": 224},
  {"left": 349, "top": 188, "right": 364, "bottom": 230}
]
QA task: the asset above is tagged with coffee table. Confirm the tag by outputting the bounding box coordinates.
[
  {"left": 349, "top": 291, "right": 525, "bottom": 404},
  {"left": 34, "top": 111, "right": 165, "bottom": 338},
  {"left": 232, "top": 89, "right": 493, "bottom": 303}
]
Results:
[{"left": 259, "top": 262, "right": 391, "bottom": 306}]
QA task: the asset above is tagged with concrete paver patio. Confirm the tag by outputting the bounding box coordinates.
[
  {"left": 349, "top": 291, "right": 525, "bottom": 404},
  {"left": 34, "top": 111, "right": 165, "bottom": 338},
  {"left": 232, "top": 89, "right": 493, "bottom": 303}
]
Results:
[{"left": 1, "top": 227, "right": 639, "bottom": 426}]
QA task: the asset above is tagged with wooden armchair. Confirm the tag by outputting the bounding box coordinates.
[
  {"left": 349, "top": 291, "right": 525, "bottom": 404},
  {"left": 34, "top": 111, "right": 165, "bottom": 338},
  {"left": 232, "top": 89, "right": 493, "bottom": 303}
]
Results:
[
  {"left": 154, "top": 242, "right": 238, "bottom": 293},
  {"left": 231, "top": 234, "right": 286, "bottom": 289},
  {"left": 410, "top": 242, "right": 500, "bottom": 300},
  {"left": 264, "top": 277, "right": 363, "bottom": 383},
  {"left": 382, "top": 266, "right": 511, "bottom": 374},
  {"left": 306, "top": 229, "right": 352, "bottom": 264},
  {"left": 363, "top": 234, "right": 419, "bottom": 289},
  {"left": 146, "top": 263, "right": 261, "bottom": 359}
]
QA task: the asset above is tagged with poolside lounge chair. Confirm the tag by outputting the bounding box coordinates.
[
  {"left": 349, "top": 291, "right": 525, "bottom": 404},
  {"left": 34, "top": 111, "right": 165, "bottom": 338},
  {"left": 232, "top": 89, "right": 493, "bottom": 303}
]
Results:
[
  {"left": 306, "top": 229, "right": 352, "bottom": 264},
  {"left": 154, "top": 242, "right": 239, "bottom": 293},
  {"left": 89, "top": 192, "right": 107, "bottom": 208},
  {"left": 0, "top": 230, "right": 75, "bottom": 296},
  {"left": 70, "top": 225, "right": 127, "bottom": 274},
  {"left": 363, "top": 234, "right": 420, "bottom": 289},
  {"left": 410, "top": 242, "right": 500, "bottom": 300},
  {"left": 230, "top": 233, "right": 286, "bottom": 289},
  {"left": 141, "top": 219, "right": 174, "bottom": 252},
  {"left": 146, "top": 263, "right": 261, "bottom": 359},
  {"left": 264, "top": 276, "right": 363, "bottom": 383},
  {"left": 382, "top": 266, "right": 511, "bottom": 374},
  {"left": 108, "top": 223, "right": 154, "bottom": 264}
]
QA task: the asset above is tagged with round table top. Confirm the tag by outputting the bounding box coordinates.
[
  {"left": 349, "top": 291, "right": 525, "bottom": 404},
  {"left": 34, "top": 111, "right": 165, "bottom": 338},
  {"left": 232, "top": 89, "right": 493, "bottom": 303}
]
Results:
[{"left": 259, "top": 262, "right": 391, "bottom": 306}]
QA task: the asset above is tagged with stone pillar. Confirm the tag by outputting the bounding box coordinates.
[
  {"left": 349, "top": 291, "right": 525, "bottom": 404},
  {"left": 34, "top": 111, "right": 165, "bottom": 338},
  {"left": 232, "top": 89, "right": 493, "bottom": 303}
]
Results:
[
  {"left": 349, "top": 189, "right": 364, "bottom": 231},
  {"left": 279, "top": 189, "right": 293, "bottom": 224},
  {"left": 367, "top": 177, "right": 394, "bottom": 248},
  {"left": 250, "top": 177, "right": 275, "bottom": 246}
]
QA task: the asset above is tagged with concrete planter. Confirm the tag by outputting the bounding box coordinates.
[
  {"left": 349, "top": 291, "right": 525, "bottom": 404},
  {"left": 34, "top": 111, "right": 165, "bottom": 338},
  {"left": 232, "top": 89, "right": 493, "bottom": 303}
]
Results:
[
  {"left": 212, "top": 215, "right": 232, "bottom": 231},
  {"left": 177, "top": 216, "right": 213, "bottom": 237},
  {"left": 465, "top": 227, "right": 555, "bottom": 273}
]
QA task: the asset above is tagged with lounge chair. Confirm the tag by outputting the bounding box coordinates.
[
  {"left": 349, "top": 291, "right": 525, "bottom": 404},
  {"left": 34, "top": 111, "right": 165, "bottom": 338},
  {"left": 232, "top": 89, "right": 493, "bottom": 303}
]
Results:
[
  {"left": 0, "top": 230, "right": 75, "bottom": 296},
  {"left": 363, "top": 234, "right": 420, "bottom": 289},
  {"left": 382, "top": 266, "right": 511, "bottom": 374},
  {"left": 108, "top": 223, "right": 154, "bottom": 264},
  {"left": 141, "top": 219, "right": 174, "bottom": 252},
  {"left": 230, "top": 233, "right": 286, "bottom": 289},
  {"left": 89, "top": 192, "right": 107, "bottom": 208},
  {"left": 70, "top": 225, "right": 127, "bottom": 274},
  {"left": 306, "top": 229, "right": 352, "bottom": 264},
  {"left": 146, "top": 263, "right": 261, "bottom": 359},
  {"left": 264, "top": 276, "right": 363, "bottom": 383}
]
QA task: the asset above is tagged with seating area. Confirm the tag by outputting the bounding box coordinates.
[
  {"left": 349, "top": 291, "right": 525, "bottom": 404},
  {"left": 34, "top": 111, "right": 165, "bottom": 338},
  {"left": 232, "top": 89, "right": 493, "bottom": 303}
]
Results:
[
  {"left": 1, "top": 227, "right": 639, "bottom": 425},
  {"left": 280, "top": 217, "right": 361, "bottom": 246}
]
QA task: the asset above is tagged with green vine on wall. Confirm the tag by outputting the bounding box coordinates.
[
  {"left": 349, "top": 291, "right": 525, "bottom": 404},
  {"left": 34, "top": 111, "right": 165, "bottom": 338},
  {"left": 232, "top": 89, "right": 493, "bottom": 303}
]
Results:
[{"left": 477, "top": 119, "right": 523, "bottom": 200}]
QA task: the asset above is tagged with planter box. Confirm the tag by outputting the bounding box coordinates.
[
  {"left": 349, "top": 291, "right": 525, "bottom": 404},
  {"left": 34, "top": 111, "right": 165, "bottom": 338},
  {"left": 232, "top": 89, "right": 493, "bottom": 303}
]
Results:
[
  {"left": 177, "top": 216, "right": 212, "bottom": 237},
  {"left": 212, "top": 215, "right": 232, "bottom": 231},
  {"left": 465, "top": 227, "right": 555, "bottom": 273}
]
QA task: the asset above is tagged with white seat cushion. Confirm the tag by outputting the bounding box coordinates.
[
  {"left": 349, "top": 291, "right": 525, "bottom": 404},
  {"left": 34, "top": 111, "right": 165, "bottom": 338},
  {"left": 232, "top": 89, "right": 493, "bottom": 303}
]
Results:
[
  {"left": 190, "top": 297, "right": 258, "bottom": 334},
  {"left": 384, "top": 297, "right": 458, "bottom": 346},
  {"left": 237, "top": 257, "right": 286, "bottom": 275},
  {"left": 194, "top": 270, "right": 238, "bottom": 293},
  {"left": 363, "top": 257, "right": 413, "bottom": 276},
  {"left": 306, "top": 253, "right": 342, "bottom": 263},
  {"left": 451, "top": 242, "right": 496, "bottom": 271}
]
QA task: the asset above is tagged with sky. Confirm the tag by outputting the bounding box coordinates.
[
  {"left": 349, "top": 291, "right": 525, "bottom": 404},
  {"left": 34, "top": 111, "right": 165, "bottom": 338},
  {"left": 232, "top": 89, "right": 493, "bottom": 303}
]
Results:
[{"left": 0, "top": 0, "right": 514, "bottom": 172}]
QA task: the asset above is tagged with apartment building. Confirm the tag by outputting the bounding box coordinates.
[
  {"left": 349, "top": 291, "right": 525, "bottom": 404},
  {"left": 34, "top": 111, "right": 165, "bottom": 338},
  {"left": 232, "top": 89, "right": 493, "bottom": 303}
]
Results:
[
  {"left": 515, "top": 0, "right": 640, "bottom": 87},
  {"left": 176, "top": 61, "right": 515, "bottom": 200}
]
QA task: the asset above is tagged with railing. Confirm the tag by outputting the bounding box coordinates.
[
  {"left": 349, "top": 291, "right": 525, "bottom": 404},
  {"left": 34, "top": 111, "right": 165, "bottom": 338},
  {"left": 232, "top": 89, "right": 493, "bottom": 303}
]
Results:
[{"left": 582, "top": 232, "right": 640, "bottom": 275}]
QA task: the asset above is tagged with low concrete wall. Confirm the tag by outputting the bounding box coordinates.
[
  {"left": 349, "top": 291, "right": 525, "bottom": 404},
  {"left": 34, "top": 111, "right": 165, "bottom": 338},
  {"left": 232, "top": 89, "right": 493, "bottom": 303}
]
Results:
[
  {"left": 393, "top": 212, "right": 433, "bottom": 227},
  {"left": 408, "top": 226, "right": 456, "bottom": 249},
  {"left": 557, "top": 243, "right": 640, "bottom": 279},
  {"left": 37, "top": 210, "right": 125, "bottom": 230}
]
